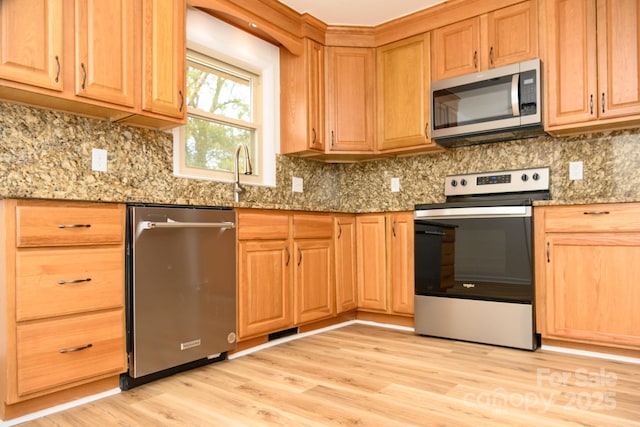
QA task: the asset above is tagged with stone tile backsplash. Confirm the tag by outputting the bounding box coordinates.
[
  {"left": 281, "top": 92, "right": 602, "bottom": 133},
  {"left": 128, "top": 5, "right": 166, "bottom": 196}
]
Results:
[{"left": 1, "top": 102, "right": 639, "bottom": 212}]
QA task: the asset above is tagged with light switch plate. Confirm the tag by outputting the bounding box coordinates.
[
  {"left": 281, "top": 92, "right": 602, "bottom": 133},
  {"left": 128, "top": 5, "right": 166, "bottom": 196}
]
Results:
[
  {"left": 569, "top": 161, "right": 583, "bottom": 180},
  {"left": 292, "top": 176, "right": 303, "bottom": 193},
  {"left": 391, "top": 177, "right": 400, "bottom": 192},
  {"left": 92, "top": 148, "right": 108, "bottom": 172}
]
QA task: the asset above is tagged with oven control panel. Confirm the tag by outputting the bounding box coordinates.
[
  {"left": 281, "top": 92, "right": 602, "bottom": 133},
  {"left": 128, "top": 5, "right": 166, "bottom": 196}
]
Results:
[{"left": 445, "top": 167, "right": 549, "bottom": 196}]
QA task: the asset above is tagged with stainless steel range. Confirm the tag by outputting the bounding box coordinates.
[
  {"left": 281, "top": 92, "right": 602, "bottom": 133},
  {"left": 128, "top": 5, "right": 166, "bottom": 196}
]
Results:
[{"left": 414, "top": 167, "right": 550, "bottom": 350}]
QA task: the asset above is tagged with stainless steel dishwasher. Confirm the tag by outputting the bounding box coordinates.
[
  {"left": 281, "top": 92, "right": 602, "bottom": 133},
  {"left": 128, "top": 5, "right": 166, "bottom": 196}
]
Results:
[{"left": 121, "top": 205, "right": 237, "bottom": 389}]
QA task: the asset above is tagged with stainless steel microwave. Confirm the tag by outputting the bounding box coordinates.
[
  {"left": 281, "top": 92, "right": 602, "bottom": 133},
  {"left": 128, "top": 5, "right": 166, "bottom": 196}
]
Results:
[{"left": 430, "top": 59, "right": 545, "bottom": 148}]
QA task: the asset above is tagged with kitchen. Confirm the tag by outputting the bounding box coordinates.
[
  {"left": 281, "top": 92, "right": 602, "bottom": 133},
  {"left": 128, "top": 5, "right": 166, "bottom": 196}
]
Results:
[{"left": 1, "top": 0, "right": 640, "bottom": 425}]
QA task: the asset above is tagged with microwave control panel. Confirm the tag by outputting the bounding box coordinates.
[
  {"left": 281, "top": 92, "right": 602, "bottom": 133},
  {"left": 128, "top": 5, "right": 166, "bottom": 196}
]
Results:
[{"left": 520, "top": 69, "right": 538, "bottom": 116}]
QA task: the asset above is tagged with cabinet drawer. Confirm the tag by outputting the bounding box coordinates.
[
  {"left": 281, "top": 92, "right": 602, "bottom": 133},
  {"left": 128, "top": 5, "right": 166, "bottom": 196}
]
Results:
[
  {"left": 540, "top": 203, "right": 640, "bottom": 233},
  {"left": 16, "top": 309, "right": 126, "bottom": 396},
  {"left": 16, "top": 247, "right": 124, "bottom": 321},
  {"left": 237, "top": 211, "right": 290, "bottom": 240},
  {"left": 16, "top": 201, "right": 124, "bottom": 247},
  {"left": 293, "top": 214, "right": 333, "bottom": 239}
]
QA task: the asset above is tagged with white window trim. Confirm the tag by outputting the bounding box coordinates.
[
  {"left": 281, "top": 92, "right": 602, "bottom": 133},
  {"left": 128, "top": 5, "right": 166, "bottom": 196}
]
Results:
[{"left": 174, "top": 7, "right": 279, "bottom": 187}]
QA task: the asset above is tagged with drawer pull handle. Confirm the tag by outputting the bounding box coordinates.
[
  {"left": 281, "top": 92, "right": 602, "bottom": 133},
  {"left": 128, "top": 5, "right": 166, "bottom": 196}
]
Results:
[
  {"left": 59, "top": 343, "right": 93, "bottom": 353},
  {"left": 583, "top": 211, "right": 610, "bottom": 215},
  {"left": 57, "top": 278, "right": 92, "bottom": 285},
  {"left": 58, "top": 224, "right": 92, "bottom": 228}
]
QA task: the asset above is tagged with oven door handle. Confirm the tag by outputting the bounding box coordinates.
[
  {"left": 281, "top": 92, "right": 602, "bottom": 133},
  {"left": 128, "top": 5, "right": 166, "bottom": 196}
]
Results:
[
  {"left": 415, "top": 205, "right": 531, "bottom": 219},
  {"left": 417, "top": 230, "right": 446, "bottom": 236}
]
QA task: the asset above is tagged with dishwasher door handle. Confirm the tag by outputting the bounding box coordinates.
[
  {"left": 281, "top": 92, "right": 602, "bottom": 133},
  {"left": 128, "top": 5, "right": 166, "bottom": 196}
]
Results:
[{"left": 141, "top": 221, "right": 235, "bottom": 230}]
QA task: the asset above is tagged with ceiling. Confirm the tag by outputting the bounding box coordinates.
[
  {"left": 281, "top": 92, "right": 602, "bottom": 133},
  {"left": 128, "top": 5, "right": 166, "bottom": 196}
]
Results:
[{"left": 277, "top": 0, "right": 447, "bottom": 26}]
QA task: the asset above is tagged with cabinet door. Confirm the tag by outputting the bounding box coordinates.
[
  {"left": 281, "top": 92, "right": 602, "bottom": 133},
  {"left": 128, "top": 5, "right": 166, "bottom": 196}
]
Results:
[
  {"left": 356, "top": 215, "right": 387, "bottom": 311},
  {"left": 280, "top": 38, "right": 325, "bottom": 154},
  {"left": 432, "top": 17, "right": 479, "bottom": 81},
  {"left": 544, "top": 233, "right": 640, "bottom": 347},
  {"left": 377, "top": 33, "right": 432, "bottom": 151},
  {"left": 142, "top": 0, "right": 186, "bottom": 119},
  {"left": 0, "top": 0, "right": 63, "bottom": 91},
  {"left": 388, "top": 213, "right": 414, "bottom": 315},
  {"left": 238, "top": 240, "right": 292, "bottom": 339},
  {"left": 334, "top": 216, "right": 357, "bottom": 313},
  {"left": 326, "top": 47, "right": 374, "bottom": 152},
  {"left": 487, "top": 0, "right": 538, "bottom": 69},
  {"left": 307, "top": 39, "right": 325, "bottom": 151},
  {"left": 75, "top": 0, "right": 135, "bottom": 106},
  {"left": 597, "top": 0, "right": 640, "bottom": 119},
  {"left": 545, "top": 0, "right": 598, "bottom": 126},
  {"left": 294, "top": 238, "right": 334, "bottom": 324}
]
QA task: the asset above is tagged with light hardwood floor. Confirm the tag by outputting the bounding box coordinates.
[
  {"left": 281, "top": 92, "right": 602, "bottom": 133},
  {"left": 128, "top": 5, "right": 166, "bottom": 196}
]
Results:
[{"left": 17, "top": 324, "right": 640, "bottom": 426}]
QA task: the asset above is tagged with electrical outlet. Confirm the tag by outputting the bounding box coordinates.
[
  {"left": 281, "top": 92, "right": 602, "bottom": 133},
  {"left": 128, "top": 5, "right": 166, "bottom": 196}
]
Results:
[
  {"left": 91, "top": 148, "right": 108, "bottom": 172},
  {"left": 292, "top": 176, "right": 303, "bottom": 193},
  {"left": 569, "top": 161, "right": 583, "bottom": 180},
  {"left": 391, "top": 177, "right": 400, "bottom": 192}
]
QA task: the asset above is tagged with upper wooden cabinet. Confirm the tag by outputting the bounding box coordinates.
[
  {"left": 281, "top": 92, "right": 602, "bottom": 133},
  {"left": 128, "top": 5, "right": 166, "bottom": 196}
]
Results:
[
  {"left": 0, "top": 0, "right": 63, "bottom": 91},
  {"left": 326, "top": 47, "right": 375, "bottom": 153},
  {"left": 75, "top": 0, "right": 135, "bottom": 107},
  {"left": 281, "top": 38, "right": 325, "bottom": 155},
  {"left": 377, "top": 33, "right": 439, "bottom": 153},
  {"left": 545, "top": 0, "right": 640, "bottom": 134},
  {"left": 432, "top": 0, "right": 538, "bottom": 81},
  {"left": 0, "top": 0, "right": 185, "bottom": 129},
  {"left": 141, "top": 0, "right": 185, "bottom": 119}
]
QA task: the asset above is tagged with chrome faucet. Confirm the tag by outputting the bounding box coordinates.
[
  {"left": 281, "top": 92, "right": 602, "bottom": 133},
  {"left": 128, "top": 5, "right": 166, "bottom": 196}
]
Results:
[{"left": 234, "top": 143, "right": 253, "bottom": 202}]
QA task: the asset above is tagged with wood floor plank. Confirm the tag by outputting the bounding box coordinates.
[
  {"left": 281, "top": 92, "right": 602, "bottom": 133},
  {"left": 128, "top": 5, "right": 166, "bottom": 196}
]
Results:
[{"left": 14, "top": 324, "right": 640, "bottom": 426}]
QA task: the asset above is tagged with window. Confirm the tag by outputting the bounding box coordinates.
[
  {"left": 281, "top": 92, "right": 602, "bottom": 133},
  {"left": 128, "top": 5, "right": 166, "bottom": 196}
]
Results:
[
  {"left": 175, "top": 7, "right": 279, "bottom": 186},
  {"left": 183, "top": 52, "right": 260, "bottom": 177}
]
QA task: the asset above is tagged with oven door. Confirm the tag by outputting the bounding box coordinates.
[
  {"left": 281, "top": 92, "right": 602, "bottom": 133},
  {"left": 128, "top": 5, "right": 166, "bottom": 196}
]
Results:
[{"left": 414, "top": 205, "right": 533, "bottom": 303}]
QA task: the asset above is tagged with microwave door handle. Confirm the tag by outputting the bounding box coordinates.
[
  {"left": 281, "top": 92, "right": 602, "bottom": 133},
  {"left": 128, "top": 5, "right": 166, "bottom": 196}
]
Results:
[{"left": 511, "top": 73, "right": 520, "bottom": 117}]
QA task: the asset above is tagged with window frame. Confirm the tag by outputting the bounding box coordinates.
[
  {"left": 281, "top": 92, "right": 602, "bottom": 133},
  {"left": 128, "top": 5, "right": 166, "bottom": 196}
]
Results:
[
  {"left": 181, "top": 50, "right": 262, "bottom": 179},
  {"left": 174, "top": 7, "right": 279, "bottom": 187}
]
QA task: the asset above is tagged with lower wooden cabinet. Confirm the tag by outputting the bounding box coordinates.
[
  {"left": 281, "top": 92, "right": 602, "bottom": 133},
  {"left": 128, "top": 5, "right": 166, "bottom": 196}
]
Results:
[
  {"left": 236, "top": 209, "right": 415, "bottom": 342},
  {"left": 0, "top": 199, "right": 126, "bottom": 420},
  {"left": 236, "top": 210, "right": 335, "bottom": 341},
  {"left": 535, "top": 203, "right": 640, "bottom": 350},
  {"left": 237, "top": 238, "right": 293, "bottom": 338},
  {"left": 356, "top": 212, "right": 414, "bottom": 315},
  {"left": 292, "top": 213, "right": 334, "bottom": 324},
  {"left": 334, "top": 215, "right": 357, "bottom": 313}
]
